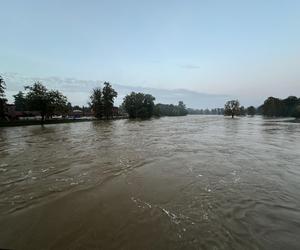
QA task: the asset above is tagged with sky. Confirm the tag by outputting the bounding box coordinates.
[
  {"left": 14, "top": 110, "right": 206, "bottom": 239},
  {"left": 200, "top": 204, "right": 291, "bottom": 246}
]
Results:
[{"left": 1, "top": 0, "right": 300, "bottom": 107}]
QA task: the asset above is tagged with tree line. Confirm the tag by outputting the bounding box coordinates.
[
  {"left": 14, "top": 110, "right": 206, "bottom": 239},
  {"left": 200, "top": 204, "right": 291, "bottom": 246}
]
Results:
[
  {"left": 0, "top": 75, "right": 188, "bottom": 122},
  {"left": 188, "top": 104, "right": 255, "bottom": 117},
  {"left": 223, "top": 97, "right": 300, "bottom": 118},
  {"left": 259, "top": 96, "right": 300, "bottom": 118},
  {"left": 1, "top": 75, "right": 299, "bottom": 121},
  {"left": 187, "top": 108, "right": 225, "bottom": 115}
]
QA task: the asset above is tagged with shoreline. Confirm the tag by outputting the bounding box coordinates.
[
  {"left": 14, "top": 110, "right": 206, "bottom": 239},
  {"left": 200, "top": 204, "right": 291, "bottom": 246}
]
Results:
[{"left": 0, "top": 117, "right": 128, "bottom": 127}]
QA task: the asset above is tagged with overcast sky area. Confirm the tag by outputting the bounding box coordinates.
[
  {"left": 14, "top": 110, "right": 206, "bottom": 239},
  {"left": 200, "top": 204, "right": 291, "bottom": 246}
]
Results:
[{"left": 1, "top": 0, "right": 300, "bottom": 108}]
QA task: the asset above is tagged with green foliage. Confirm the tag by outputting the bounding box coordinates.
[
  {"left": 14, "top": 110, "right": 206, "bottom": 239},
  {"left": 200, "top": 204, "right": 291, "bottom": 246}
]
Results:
[
  {"left": 247, "top": 106, "right": 256, "bottom": 116},
  {"left": 67, "top": 102, "right": 73, "bottom": 113},
  {"left": 155, "top": 101, "right": 188, "bottom": 116},
  {"left": 13, "top": 91, "right": 27, "bottom": 111},
  {"left": 122, "top": 92, "right": 155, "bottom": 118},
  {"left": 25, "top": 82, "right": 68, "bottom": 122},
  {"left": 224, "top": 100, "right": 240, "bottom": 118},
  {"left": 0, "top": 76, "right": 7, "bottom": 118},
  {"left": 48, "top": 90, "right": 69, "bottom": 115},
  {"left": 0, "top": 76, "right": 5, "bottom": 98},
  {"left": 239, "top": 106, "right": 246, "bottom": 116},
  {"left": 90, "top": 82, "right": 117, "bottom": 119},
  {"left": 102, "top": 82, "right": 118, "bottom": 118},
  {"left": 262, "top": 97, "right": 284, "bottom": 116},
  {"left": 90, "top": 88, "right": 103, "bottom": 118},
  {"left": 292, "top": 105, "right": 300, "bottom": 118},
  {"left": 262, "top": 96, "right": 300, "bottom": 117}
]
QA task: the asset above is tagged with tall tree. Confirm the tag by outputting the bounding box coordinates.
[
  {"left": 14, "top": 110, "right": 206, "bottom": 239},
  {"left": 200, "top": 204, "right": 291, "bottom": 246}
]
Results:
[
  {"left": 247, "top": 106, "right": 256, "bottom": 116},
  {"left": 90, "top": 88, "right": 103, "bottom": 118},
  {"left": 224, "top": 100, "right": 240, "bottom": 118},
  {"left": 13, "top": 91, "right": 27, "bottom": 111},
  {"left": 25, "top": 82, "right": 68, "bottom": 124},
  {"left": 262, "top": 97, "right": 284, "bottom": 117},
  {"left": 178, "top": 101, "right": 188, "bottom": 116},
  {"left": 123, "top": 92, "right": 155, "bottom": 118},
  {"left": 102, "top": 82, "right": 117, "bottom": 119},
  {"left": 239, "top": 106, "right": 246, "bottom": 116},
  {"left": 0, "top": 75, "right": 7, "bottom": 119}
]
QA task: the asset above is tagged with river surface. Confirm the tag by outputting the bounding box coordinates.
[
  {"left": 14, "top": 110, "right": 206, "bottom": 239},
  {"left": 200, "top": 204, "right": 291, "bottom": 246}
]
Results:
[{"left": 0, "top": 116, "right": 300, "bottom": 250}]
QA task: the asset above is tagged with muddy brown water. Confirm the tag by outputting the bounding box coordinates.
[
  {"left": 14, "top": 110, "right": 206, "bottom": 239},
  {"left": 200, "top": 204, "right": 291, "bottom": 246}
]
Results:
[{"left": 0, "top": 116, "right": 299, "bottom": 249}]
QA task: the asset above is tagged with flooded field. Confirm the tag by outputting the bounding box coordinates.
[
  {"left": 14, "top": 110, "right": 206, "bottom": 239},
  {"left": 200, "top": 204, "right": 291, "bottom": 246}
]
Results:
[{"left": 0, "top": 116, "right": 299, "bottom": 249}]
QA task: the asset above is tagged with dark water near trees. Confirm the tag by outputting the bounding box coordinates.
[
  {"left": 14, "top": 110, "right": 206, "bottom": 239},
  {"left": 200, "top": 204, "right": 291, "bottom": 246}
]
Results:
[{"left": 0, "top": 116, "right": 300, "bottom": 249}]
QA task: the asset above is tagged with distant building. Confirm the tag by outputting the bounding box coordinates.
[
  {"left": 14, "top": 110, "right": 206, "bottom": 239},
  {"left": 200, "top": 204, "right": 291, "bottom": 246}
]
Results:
[
  {"left": 112, "top": 107, "right": 119, "bottom": 116},
  {"left": 5, "top": 104, "right": 18, "bottom": 119},
  {"left": 71, "top": 109, "right": 83, "bottom": 118}
]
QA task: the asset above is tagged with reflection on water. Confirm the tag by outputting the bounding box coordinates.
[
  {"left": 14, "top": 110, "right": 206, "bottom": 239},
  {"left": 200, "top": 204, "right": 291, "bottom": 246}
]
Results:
[{"left": 0, "top": 116, "right": 300, "bottom": 249}]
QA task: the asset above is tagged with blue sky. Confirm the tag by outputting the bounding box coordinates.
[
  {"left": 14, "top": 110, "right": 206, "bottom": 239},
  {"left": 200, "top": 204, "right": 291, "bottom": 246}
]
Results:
[{"left": 1, "top": 0, "right": 300, "bottom": 106}]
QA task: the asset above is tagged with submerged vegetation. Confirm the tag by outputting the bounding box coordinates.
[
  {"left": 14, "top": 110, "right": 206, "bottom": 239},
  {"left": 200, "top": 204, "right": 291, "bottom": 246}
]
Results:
[
  {"left": 154, "top": 101, "right": 188, "bottom": 117},
  {"left": 224, "top": 100, "right": 240, "bottom": 118},
  {"left": 260, "top": 96, "right": 300, "bottom": 118},
  {"left": 122, "top": 92, "right": 156, "bottom": 118}
]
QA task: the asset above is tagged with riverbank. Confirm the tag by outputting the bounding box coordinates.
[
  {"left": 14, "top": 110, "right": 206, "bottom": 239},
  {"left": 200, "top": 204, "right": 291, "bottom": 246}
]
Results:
[{"left": 0, "top": 116, "right": 128, "bottom": 127}]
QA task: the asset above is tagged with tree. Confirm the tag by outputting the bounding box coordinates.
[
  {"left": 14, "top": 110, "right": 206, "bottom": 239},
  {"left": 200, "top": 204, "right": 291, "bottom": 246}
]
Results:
[
  {"left": 292, "top": 105, "right": 300, "bottom": 118},
  {"left": 247, "top": 106, "right": 256, "bottom": 116},
  {"left": 154, "top": 101, "right": 188, "bottom": 116},
  {"left": 122, "top": 92, "right": 155, "bottom": 118},
  {"left": 102, "top": 82, "right": 117, "bottom": 119},
  {"left": 260, "top": 96, "right": 300, "bottom": 117},
  {"left": 14, "top": 91, "right": 27, "bottom": 111},
  {"left": 0, "top": 75, "right": 7, "bottom": 119},
  {"left": 90, "top": 88, "right": 103, "bottom": 118},
  {"left": 224, "top": 100, "right": 240, "bottom": 118},
  {"left": 239, "top": 106, "right": 246, "bottom": 116},
  {"left": 67, "top": 102, "right": 73, "bottom": 113},
  {"left": 47, "top": 90, "right": 69, "bottom": 116},
  {"left": 262, "top": 97, "right": 284, "bottom": 117},
  {"left": 25, "top": 82, "right": 68, "bottom": 124},
  {"left": 178, "top": 101, "right": 188, "bottom": 116}
]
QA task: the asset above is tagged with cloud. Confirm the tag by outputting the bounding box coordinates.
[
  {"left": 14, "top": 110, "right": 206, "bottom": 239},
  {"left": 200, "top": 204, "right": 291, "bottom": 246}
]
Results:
[{"left": 2, "top": 72, "right": 229, "bottom": 108}]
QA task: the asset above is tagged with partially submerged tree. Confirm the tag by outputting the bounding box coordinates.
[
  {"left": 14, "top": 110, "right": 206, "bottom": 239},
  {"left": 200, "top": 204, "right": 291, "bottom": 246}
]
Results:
[
  {"left": 292, "top": 105, "right": 300, "bottom": 118},
  {"left": 122, "top": 92, "right": 155, "bottom": 118},
  {"left": 247, "top": 106, "right": 256, "bottom": 116},
  {"left": 239, "top": 106, "right": 246, "bottom": 116},
  {"left": 0, "top": 75, "right": 7, "bottom": 119},
  {"left": 25, "top": 82, "right": 68, "bottom": 124},
  {"left": 224, "top": 100, "right": 240, "bottom": 118},
  {"left": 262, "top": 97, "right": 284, "bottom": 117},
  {"left": 261, "top": 96, "right": 300, "bottom": 117},
  {"left": 154, "top": 101, "right": 188, "bottom": 116}
]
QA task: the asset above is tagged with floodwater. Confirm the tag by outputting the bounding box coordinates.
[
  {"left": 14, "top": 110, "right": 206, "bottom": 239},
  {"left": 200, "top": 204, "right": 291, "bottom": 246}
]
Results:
[{"left": 0, "top": 116, "right": 299, "bottom": 250}]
